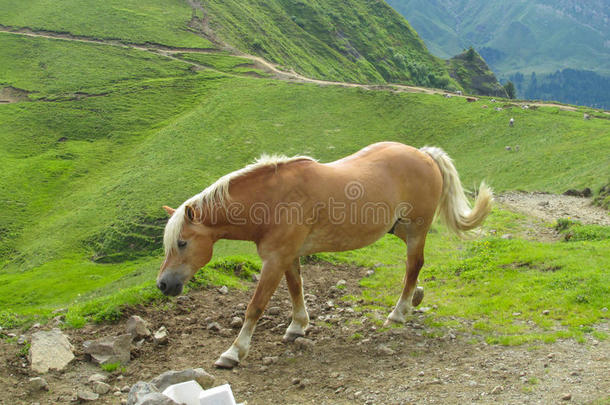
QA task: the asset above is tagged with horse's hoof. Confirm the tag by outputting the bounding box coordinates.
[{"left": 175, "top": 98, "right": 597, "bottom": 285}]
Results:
[
  {"left": 282, "top": 332, "right": 305, "bottom": 343},
  {"left": 411, "top": 286, "right": 424, "bottom": 307},
  {"left": 214, "top": 355, "right": 239, "bottom": 369}
]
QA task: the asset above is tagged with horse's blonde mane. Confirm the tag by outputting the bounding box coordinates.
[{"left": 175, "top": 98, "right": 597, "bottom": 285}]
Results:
[{"left": 164, "top": 154, "right": 315, "bottom": 255}]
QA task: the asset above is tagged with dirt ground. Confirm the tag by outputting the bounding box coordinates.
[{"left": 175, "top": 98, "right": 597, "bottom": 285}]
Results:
[
  {"left": 497, "top": 192, "right": 609, "bottom": 227},
  {"left": 1, "top": 258, "right": 608, "bottom": 405}
]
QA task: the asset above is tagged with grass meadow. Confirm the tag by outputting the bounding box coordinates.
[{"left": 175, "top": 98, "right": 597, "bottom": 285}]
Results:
[{"left": 0, "top": 23, "right": 608, "bottom": 347}]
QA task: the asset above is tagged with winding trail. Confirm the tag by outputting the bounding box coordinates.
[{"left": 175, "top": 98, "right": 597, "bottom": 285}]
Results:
[{"left": 0, "top": 24, "right": 602, "bottom": 114}]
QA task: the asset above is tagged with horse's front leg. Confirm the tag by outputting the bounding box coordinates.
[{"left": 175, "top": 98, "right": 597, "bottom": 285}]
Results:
[
  {"left": 282, "top": 258, "right": 309, "bottom": 342},
  {"left": 214, "top": 257, "right": 288, "bottom": 369}
]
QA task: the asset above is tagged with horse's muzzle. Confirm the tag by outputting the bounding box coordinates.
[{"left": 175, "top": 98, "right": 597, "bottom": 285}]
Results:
[{"left": 157, "top": 273, "right": 184, "bottom": 296}]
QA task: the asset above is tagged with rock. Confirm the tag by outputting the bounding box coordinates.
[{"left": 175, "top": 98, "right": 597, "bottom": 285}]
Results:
[
  {"left": 89, "top": 372, "right": 106, "bottom": 382},
  {"left": 230, "top": 317, "right": 243, "bottom": 329},
  {"left": 28, "top": 377, "right": 49, "bottom": 391},
  {"left": 93, "top": 381, "right": 111, "bottom": 395},
  {"left": 418, "top": 371, "right": 425, "bottom": 377},
  {"left": 542, "top": 309, "right": 550, "bottom": 315},
  {"left": 138, "top": 393, "right": 179, "bottom": 405},
  {"left": 122, "top": 385, "right": 131, "bottom": 392},
  {"left": 505, "top": 146, "right": 512, "bottom": 151},
  {"left": 376, "top": 344, "right": 395, "bottom": 356},
  {"left": 291, "top": 378, "right": 300, "bottom": 385},
  {"left": 562, "top": 393, "right": 572, "bottom": 401},
  {"left": 219, "top": 328, "right": 233, "bottom": 338},
  {"left": 268, "top": 307, "right": 281, "bottom": 316},
  {"left": 127, "top": 381, "right": 159, "bottom": 405},
  {"left": 207, "top": 322, "right": 221, "bottom": 332},
  {"left": 262, "top": 356, "right": 279, "bottom": 365},
  {"left": 17, "top": 335, "right": 27, "bottom": 345},
  {"left": 601, "top": 307, "right": 607, "bottom": 312},
  {"left": 126, "top": 316, "right": 151, "bottom": 339},
  {"left": 83, "top": 334, "right": 132, "bottom": 365},
  {"left": 512, "top": 312, "right": 522, "bottom": 317},
  {"left": 150, "top": 368, "right": 215, "bottom": 391},
  {"left": 153, "top": 326, "right": 169, "bottom": 345},
  {"left": 501, "top": 234, "right": 513, "bottom": 239},
  {"left": 218, "top": 286, "right": 229, "bottom": 294},
  {"left": 325, "top": 300, "right": 335, "bottom": 310},
  {"left": 77, "top": 389, "right": 99, "bottom": 402},
  {"left": 336, "top": 279, "right": 347, "bottom": 288},
  {"left": 29, "top": 328, "right": 75, "bottom": 373},
  {"left": 491, "top": 385, "right": 502, "bottom": 395},
  {"left": 294, "top": 337, "right": 315, "bottom": 350},
  {"left": 365, "top": 270, "right": 375, "bottom": 277}
]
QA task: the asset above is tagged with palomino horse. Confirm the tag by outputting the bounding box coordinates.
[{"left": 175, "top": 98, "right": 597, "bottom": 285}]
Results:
[{"left": 158, "top": 142, "right": 492, "bottom": 368}]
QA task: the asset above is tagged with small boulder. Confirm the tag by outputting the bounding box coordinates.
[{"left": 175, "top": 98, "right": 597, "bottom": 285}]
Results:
[
  {"left": 562, "top": 393, "right": 572, "bottom": 401},
  {"left": 138, "top": 393, "right": 179, "bottom": 405},
  {"left": 294, "top": 337, "right": 315, "bottom": 350},
  {"left": 83, "top": 334, "right": 132, "bottom": 365},
  {"left": 88, "top": 373, "right": 108, "bottom": 383},
  {"left": 29, "top": 328, "right": 75, "bottom": 373},
  {"left": 218, "top": 286, "right": 229, "bottom": 295},
  {"left": 207, "top": 322, "right": 221, "bottom": 332},
  {"left": 93, "top": 381, "right": 112, "bottom": 395},
  {"left": 230, "top": 317, "right": 243, "bottom": 329},
  {"left": 77, "top": 389, "right": 99, "bottom": 402},
  {"left": 262, "top": 356, "right": 279, "bottom": 365},
  {"left": 268, "top": 307, "right": 281, "bottom": 316},
  {"left": 153, "top": 326, "right": 169, "bottom": 345},
  {"left": 150, "top": 368, "right": 215, "bottom": 391},
  {"left": 376, "top": 344, "right": 395, "bottom": 356},
  {"left": 127, "top": 381, "right": 159, "bottom": 405},
  {"left": 28, "top": 377, "right": 49, "bottom": 391},
  {"left": 126, "top": 316, "right": 151, "bottom": 339}
]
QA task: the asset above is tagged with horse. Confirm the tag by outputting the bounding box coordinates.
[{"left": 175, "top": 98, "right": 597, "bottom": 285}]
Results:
[{"left": 158, "top": 141, "right": 492, "bottom": 369}]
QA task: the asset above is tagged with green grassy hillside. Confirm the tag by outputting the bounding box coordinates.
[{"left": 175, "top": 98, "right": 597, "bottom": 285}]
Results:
[
  {"left": 199, "top": 0, "right": 453, "bottom": 88},
  {"left": 0, "top": 0, "right": 214, "bottom": 48},
  {"left": 447, "top": 48, "right": 507, "bottom": 97},
  {"left": 0, "top": 1, "right": 608, "bottom": 344}
]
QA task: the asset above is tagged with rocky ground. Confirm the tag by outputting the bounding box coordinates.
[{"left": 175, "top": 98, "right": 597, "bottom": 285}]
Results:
[
  {"left": 1, "top": 259, "right": 608, "bottom": 405},
  {"left": 497, "top": 192, "right": 609, "bottom": 227}
]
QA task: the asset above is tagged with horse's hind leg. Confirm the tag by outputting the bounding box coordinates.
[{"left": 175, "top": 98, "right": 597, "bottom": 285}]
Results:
[
  {"left": 384, "top": 230, "right": 426, "bottom": 326},
  {"left": 282, "top": 258, "right": 309, "bottom": 342}
]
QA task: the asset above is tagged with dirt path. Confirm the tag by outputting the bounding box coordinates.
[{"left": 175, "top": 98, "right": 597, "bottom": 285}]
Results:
[
  {"left": 3, "top": 24, "right": 602, "bottom": 113},
  {"left": 1, "top": 262, "right": 608, "bottom": 405},
  {"left": 497, "top": 192, "right": 609, "bottom": 226}
]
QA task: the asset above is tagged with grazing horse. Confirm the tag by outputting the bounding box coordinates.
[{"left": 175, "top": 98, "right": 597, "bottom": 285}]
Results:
[{"left": 158, "top": 142, "right": 492, "bottom": 368}]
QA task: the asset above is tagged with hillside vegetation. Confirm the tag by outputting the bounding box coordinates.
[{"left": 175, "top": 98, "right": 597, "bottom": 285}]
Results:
[
  {"left": 200, "top": 0, "right": 454, "bottom": 88},
  {"left": 447, "top": 48, "right": 507, "bottom": 97},
  {"left": 0, "top": 0, "right": 608, "bottom": 346}
]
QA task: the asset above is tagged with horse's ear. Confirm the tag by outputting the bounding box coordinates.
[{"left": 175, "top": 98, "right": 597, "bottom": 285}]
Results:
[
  {"left": 185, "top": 205, "right": 196, "bottom": 223},
  {"left": 162, "top": 206, "right": 176, "bottom": 216}
]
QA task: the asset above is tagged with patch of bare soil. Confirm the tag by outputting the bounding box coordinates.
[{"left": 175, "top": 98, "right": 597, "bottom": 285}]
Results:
[
  {"left": 1, "top": 263, "right": 608, "bottom": 405},
  {"left": 497, "top": 191, "right": 610, "bottom": 227},
  {"left": 0, "top": 86, "right": 30, "bottom": 103}
]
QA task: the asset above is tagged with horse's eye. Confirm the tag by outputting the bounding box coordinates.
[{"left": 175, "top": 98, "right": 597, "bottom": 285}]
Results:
[{"left": 177, "top": 240, "right": 187, "bottom": 249}]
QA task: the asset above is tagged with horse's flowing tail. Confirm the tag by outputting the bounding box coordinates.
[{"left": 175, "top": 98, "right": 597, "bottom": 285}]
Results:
[{"left": 420, "top": 146, "right": 493, "bottom": 238}]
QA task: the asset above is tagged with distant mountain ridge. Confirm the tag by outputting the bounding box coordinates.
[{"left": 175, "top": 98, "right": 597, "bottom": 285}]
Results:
[{"left": 386, "top": 0, "right": 610, "bottom": 107}]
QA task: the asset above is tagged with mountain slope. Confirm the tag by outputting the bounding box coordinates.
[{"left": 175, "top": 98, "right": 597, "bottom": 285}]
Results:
[
  {"left": 386, "top": 0, "right": 610, "bottom": 106},
  {"left": 199, "top": 0, "right": 455, "bottom": 88},
  {"left": 447, "top": 48, "right": 508, "bottom": 97}
]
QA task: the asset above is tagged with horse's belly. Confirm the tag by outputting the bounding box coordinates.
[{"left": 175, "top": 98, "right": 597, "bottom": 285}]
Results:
[{"left": 299, "top": 224, "right": 389, "bottom": 256}]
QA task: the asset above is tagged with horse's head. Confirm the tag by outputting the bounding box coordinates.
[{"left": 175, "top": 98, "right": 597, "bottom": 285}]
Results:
[{"left": 157, "top": 204, "right": 214, "bottom": 296}]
